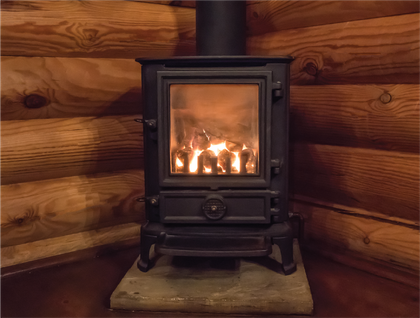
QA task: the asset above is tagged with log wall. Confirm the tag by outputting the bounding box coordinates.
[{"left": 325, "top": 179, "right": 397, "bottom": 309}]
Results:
[{"left": 1, "top": 0, "right": 419, "bottom": 285}]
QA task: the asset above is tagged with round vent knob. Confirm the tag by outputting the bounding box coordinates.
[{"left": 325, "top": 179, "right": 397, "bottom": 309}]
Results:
[{"left": 202, "top": 195, "right": 226, "bottom": 220}]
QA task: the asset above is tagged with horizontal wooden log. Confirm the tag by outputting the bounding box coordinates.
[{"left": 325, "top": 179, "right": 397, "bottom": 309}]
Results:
[
  {"left": 4, "top": 58, "right": 418, "bottom": 155},
  {"left": 1, "top": 1, "right": 196, "bottom": 58},
  {"left": 1, "top": 237, "right": 140, "bottom": 278},
  {"left": 136, "top": 0, "right": 196, "bottom": 8},
  {"left": 290, "top": 85, "right": 420, "bottom": 154},
  {"left": 4, "top": 0, "right": 418, "bottom": 59},
  {"left": 291, "top": 201, "right": 419, "bottom": 275},
  {"left": 291, "top": 143, "right": 419, "bottom": 222},
  {"left": 1, "top": 57, "right": 142, "bottom": 121},
  {"left": 154, "top": 0, "right": 420, "bottom": 25},
  {"left": 248, "top": 13, "right": 420, "bottom": 85},
  {"left": 302, "top": 244, "right": 419, "bottom": 289},
  {"left": 1, "top": 115, "right": 143, "bottom": 184},
  {"left": 247, "top": 1, "right": 420, "bottom": 36},
  {"left": 3, "top": 115, "right": 417, "bottom": 224},
  {"left": 1, "top": 170, "right": 145, "bottom": 247},
  {"left": 1, "top": 222, "right": 141, "bottom": 268},
  {"left": 291, "top": 195, "right": 418, "bottom": 228}
]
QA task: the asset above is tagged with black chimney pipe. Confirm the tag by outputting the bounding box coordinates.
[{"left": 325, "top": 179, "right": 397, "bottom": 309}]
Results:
[{"left": 196, "top": 1, "right": 247, "bottom": 56}]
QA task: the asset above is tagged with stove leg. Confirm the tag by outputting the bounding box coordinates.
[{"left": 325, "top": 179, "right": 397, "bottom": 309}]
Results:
[
  {"left": 137, "top": 232, "right": 157, "bottom": 272},
  {"left": 273, "top": 236, "right": 296, "bottom": 275}
]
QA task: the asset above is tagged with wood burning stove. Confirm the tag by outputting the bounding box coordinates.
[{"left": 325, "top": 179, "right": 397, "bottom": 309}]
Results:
[{"left": 136, "top": 1, "right": 296, "bottom": 275}]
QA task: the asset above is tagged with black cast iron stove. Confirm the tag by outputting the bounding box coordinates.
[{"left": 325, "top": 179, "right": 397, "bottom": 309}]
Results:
[{"left": 136, "top": 1, "right": 296, "bottom": 275}]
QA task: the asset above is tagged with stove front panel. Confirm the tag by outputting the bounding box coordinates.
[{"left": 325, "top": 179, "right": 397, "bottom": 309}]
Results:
[
  {"left": 157, "top": 70, "right": 273, "bottom": 189},
  {"left": 160, "top": 190, "right": 273, "bottom": 223},
  {"left": 141, "top": 59, "right": 290, "bottom": 224},
  {"left": 169, "top": 83, "right": 259, "bottom": 176}
]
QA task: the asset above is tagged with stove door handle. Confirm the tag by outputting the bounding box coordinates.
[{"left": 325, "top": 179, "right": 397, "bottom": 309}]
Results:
[{"left": 144, "top": 119, "right": 157, "bottom": 131}]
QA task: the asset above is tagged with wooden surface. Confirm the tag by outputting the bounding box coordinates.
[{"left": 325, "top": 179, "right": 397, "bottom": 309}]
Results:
[
  {"left": 4, "top": 58, "right": 418, "bottom": 152},
  {"left": 2, "top": 246, "right": 419, "bottom": 317},
  {"left": 247, "top": 1, "right": 420, "bottom": 35},
  {"left": 1, "top": 0, "right": 419, "bottom": 281},
  {"left": 301, "top": 240, "right": 419, "bottom": 289},
  {"left": 291, "top": 195, "right": 418, "bottom": 228},
  {"left": 291, "top": 201, "right": 419, "bottom": 276},
  {"left": 1, "top": 1, "right": 196, "bottom": 58},
  {"left": 1, "top": 237, "right": 140, "bottom": 279},
  {"left": 248, "top": 13, "right": 420, "bottom": 85},
  {"left": 1, "top": 116, "right": 143, "bottom": 184},
  {"left": 1, "top": 57, "right": 141, "bottom": 120},
  {"left": 1, "top": 170, "right": 144, "bottom": 247},
  {"left": 110, "top": 241, "right": 313, "bottom": 315},
  {"left": 291, "top": 85, "right": 420, "bottom": 153},
  {"left": 291, "top": 143, "right": 419, "bottom": 222},
  {"left": 1, "top": 222, "right": 141, "bottom": 268},
  {"left": 136, "top": 0, "right": 196, "bottom": 8},
  {"left": 4, "top": 0, "right": 419, "bottom": 86},
  {"left": 139, "top": 0, "right": 420, "bottom": 35}
]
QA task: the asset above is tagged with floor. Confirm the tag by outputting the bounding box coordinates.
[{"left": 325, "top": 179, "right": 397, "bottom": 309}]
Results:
[{"left": 1, "top": 247, "right": 419, "bottom": 317}]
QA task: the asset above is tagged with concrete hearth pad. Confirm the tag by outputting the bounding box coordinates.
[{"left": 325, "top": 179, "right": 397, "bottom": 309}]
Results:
[{"left": 110, "top": 240, "right": 313, "bottom": 315}]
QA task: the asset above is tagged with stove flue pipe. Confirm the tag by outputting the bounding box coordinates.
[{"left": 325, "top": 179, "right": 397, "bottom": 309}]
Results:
[{"left": 196, "top": 1, "right": 246, "bottom": 56}]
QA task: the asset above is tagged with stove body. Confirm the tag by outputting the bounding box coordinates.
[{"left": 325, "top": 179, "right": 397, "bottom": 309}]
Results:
[{"left": 136, "top": 1, "right": 296, "bottom": 275}]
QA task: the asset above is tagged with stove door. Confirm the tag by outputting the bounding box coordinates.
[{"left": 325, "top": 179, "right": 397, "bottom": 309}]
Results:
[
  {"left": 157, "top": 71, "right": 274, "bottom": 189},
  {"left": 170, "top": 83, "right": 259, "bottom": 176},
  {"left": 160, "top": 190, "right": 273, "bottom": 223}
]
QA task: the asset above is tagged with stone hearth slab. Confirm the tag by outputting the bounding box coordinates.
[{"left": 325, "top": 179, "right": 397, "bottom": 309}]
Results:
[{"left": 110, "top": 240, "right": 313, "bottom": 315}]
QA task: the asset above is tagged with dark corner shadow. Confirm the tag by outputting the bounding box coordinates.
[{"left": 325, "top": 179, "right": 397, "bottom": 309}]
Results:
[
  {"left": 171, "top": 256, "right": 240, "bottom": 272},
  {"left": 104, "top": 87, "right": 143, "bottom": 117},
  {"left": 243, "top": 255, "right": 283, "bottom": 274},
  {"left": 170, "top": 3, "right": 196, "bottom": 57}
]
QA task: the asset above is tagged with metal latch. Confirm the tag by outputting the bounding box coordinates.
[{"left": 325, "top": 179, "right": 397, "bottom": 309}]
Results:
[
  {"left": 135, "top": 118, "right": 158, "bottom": 141},
  {"left": 144, "top": 119, "right": 157, "bottom": 131},
  {"left": 136, "top": 195, "right": 159, "bottom": 206},
  {"left": 270, "top": 191, "right": 280, "bottom": 205},
  {"left": 289, "top": 212, "right": 305, "bottom": 242},
  {"left": 134, "top": 118, "right": 157, "bottom": 131},
  {"left": 271, "top": 159, "right": 282, "bottom": 174},
  {"left": 270, "top": 208, "right": 280, "bottom": 214},
  {"left": 272, "top": 81, "right": 283, "bottom": 98}
]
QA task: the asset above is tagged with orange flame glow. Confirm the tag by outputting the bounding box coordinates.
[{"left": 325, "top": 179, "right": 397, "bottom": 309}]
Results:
[{"left": 178, "top": 141, "right": 243, "bottom": 174}]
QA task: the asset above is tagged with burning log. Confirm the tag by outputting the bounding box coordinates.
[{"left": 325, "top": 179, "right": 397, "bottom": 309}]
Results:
[
  {"left": 226, "top": 141, "right": 242, "bottom": 152},
  {"left": 200, "top": 150, "right": 216, "bottom": 170},
  {"left": 218, "top": 149, "right": 234, "bottom": 173},
  {"left": 211, "top": 156, "right": 218, "bottom": 175},
  {"left": 197, "top": 155, "right": 204, "bottom": 174},
  {"left": 174, "top": 147, "right": 193, "bottom": 173},
  {"left": 192, "top": 129, "right": 210, "bottom": 151},
  {"left": 208, "top": 135, "right": 224, "bottom": 146},
  {"left": 246, "top": 152, "right": 257, "bottom": 173},
  {"left": 240, "top": 148, "right": 256, "bottom": 174}
]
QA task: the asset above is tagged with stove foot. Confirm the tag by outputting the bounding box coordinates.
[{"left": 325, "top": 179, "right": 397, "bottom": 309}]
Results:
[
  {"left": 137, "top": 258, "right": 152, "bottom": 272},
  {"left": 273, "top": 236, "right": 296, "bottom": 275},
  {"left": 138, "top": 232, "right": 157, "bottom": 272}
]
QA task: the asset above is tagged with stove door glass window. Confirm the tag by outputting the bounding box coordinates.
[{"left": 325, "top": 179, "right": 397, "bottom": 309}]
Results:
[{"left": 170, "top": 84, "right": 259, "bottom": 175}]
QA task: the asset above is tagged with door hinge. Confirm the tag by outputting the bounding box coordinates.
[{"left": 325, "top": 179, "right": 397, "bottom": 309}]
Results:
[
  {"left": 271, "top": 159, "right": 282, "bottom": 174},
  {"left": 272, "top": 81, "right": 283, "bottom": 98}
]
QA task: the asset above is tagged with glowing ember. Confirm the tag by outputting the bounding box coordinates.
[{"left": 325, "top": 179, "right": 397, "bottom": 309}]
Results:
[
  {"left": 181, "top": 140, "right": 244, "bottom": 174},
  {"left": 189, "top": 149, "right": 201, "bottom": 172},
  {"left": 173, "top": 130, "right": 256, "bottom": 174},
  {"left": 176, "top": 157, "right": 183, "bottom": 168}
]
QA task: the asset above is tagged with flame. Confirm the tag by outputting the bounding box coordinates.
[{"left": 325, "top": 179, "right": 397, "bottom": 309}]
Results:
[
  {"left": 189, "top": 149, "right": 201, "bottom": 172},
  {"left": 183, "top": 141, "right": 244, "bottom": 174},
  {"left": 208, "top": 141, "right": 227, "bottom": 155},
  {"left": 176, "top": 157, "right": 183, "bottom": 167},
  {"left": 176, "top": 137, "right": 249, "bottom": 174},
  {"left": 232, "top": 151, "right": 240, "bottom": 172}
]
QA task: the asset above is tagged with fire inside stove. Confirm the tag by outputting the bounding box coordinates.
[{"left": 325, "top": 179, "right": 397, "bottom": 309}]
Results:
[{"left": 170, "top": 84, "right": 259, "bottom": 175}]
